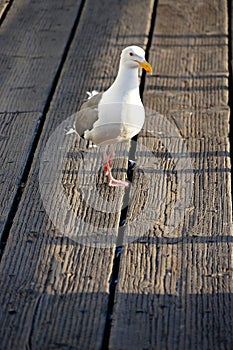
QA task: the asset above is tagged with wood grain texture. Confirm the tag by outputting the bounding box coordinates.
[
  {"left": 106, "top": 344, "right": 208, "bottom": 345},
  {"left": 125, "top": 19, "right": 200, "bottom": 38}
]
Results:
[
  {"left": 0, "top": 0, "right": 154, "bottom": 349},
  {"left": 0, "top": 111, "right": 41, "bottom": 237},
  {"left": 0, "top": 0, "right": 84, "bottom": 240},
  {"left": 110, "top": 0, "right": 233, "bottom": 349},
  {"left": 0, "top": 0, "right": 83, "bottom": 113}
]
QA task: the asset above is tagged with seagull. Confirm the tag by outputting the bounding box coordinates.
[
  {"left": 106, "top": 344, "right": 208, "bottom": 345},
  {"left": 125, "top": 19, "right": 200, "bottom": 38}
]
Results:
[{"left": 74, "top": 45, "right": 152, "bottom": 187}]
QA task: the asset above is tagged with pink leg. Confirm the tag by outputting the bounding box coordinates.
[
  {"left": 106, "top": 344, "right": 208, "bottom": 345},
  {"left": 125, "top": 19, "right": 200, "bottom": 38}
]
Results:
[
  {"left": 103, "top": 145, "right": 129, "bottom": 187},
  {"left": 103, "top": 145, "right": 113, "bottom": 176}
]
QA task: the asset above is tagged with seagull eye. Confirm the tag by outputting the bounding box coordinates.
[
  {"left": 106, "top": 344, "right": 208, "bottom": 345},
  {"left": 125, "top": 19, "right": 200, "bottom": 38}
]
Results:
[{"left": 129, "top": 52, "right": 134, "bottom": 56}]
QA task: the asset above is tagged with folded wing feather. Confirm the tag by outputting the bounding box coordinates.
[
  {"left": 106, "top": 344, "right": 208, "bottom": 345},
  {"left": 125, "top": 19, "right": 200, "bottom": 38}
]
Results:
[{"left": 74, "top": 93, "right": 103, "bottom": 137}]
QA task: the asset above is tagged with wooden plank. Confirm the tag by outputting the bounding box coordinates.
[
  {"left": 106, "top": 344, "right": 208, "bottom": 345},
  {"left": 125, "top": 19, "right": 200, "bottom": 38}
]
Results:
[
  {"left": 0, "top": 0, "right": 84, "bottom": 113},
  {"left": 0, "top": 0, "right": 154, "bottom": 349},
  {"left": 0, "top": 0, "right": 84, "bottom": 239},
  {"left": 0, "top": 111, "right": 41, "bottom": 236},
  {"left": 110, "top": 0, "right": 233, "bottom": 349}
]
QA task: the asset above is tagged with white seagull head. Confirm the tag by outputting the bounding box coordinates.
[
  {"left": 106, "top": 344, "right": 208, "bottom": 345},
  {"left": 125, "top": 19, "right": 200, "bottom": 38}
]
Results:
[{"left": 120, "top": 45, "right": 152, "bottom": 73}]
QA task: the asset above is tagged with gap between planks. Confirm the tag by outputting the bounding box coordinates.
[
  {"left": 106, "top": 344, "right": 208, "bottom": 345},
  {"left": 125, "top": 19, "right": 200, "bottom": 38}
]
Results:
[
  {"left": 101, "top": 1, "right": 159, "bottom": 348},
  {"left": 0, "top": 0, "right": 87, "bottom": 261},
  {"left": 0, "top": 0, "right": 13, "bottom": 25}
]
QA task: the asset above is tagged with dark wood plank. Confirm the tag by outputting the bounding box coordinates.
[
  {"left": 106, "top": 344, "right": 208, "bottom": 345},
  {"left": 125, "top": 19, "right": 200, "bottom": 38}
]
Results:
[
  {"left": 0, "top": 0, "right": 155, "bottom": 349},
  {"left": 110, "top": 0, "right": 233, "bottom": 349},
  {"left": 0, "top": 0, "right": 83, "bottom": 113},
  {"left": 0, "top": 111, "right": 41, "bottom": 235},
  {"left": 0, "top": 0, "right": 84, "bottom": 239}
]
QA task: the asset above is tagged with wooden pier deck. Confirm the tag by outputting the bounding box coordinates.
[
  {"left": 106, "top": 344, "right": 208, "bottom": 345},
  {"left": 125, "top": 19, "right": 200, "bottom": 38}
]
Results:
[{"left": 0, "top": 0, "right": 233, "bottom": 349}]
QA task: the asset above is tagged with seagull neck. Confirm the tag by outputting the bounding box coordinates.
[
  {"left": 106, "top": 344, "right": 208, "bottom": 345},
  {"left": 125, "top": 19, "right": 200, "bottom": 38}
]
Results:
[{"left": 113, "top": 64, "right": 139, "bottom": 90}]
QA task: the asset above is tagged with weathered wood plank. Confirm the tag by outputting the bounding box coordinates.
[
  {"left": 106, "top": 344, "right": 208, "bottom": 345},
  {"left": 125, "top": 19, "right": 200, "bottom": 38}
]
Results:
[
  {"left": 0, "top": 111, "right": 41, "bottom": 236},
  {"left": 0, "top": 0, "right": 84, "bottom": 239},
  {"left": 110, "top": 0, "right": 233, "bottom": 349},
  {"left": 0, "top": 0, "right": 83, "bottom": 113},
  {"left": 0, "top": 0, "right": 154, "bottom": 349}
]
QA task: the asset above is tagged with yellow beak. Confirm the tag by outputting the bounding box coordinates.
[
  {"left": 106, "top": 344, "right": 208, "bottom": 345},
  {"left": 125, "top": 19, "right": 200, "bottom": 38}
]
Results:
[{"left": 135, "top": 60, "right": 152, "bottom": 74}]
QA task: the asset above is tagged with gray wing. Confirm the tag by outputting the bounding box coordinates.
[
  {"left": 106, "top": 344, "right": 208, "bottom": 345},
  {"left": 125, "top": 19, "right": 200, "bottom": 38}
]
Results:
[{"left": 74, "top": 93, "right": 103, "bottom": 137}]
